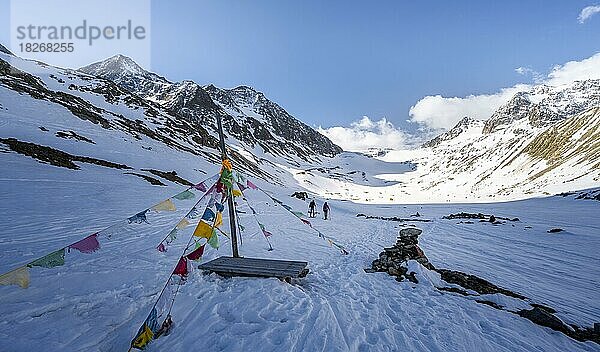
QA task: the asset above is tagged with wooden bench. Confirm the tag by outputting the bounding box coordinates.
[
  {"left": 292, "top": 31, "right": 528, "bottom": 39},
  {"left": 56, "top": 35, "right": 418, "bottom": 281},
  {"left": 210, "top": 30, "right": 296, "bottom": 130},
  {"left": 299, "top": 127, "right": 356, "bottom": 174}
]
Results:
[{"left": 199, "top": 256, "right": 309, "bottom": 279}]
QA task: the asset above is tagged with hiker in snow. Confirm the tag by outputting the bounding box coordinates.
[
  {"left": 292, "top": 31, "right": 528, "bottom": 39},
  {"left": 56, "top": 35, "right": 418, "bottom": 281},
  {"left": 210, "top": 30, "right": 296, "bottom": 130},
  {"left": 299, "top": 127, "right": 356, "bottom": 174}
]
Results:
[
  {"left": 308, "top": 199, "right": 316, "bottom": 218},
  {"left": 323, "top": 201, "right": 330, "bottom": 220}
]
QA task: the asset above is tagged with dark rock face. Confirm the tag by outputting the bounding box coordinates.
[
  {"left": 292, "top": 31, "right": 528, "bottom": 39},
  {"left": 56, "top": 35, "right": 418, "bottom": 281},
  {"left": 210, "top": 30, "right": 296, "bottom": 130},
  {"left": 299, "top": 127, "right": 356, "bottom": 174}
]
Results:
[
  {"left": 291, "top": 192, "right": 309, "bottom": 201},
  {"left": 436, "top": 269, "right": 526, "bottom": 300},
  {"left": 517, "top": 307, "right": 572, "bottom": 334}
]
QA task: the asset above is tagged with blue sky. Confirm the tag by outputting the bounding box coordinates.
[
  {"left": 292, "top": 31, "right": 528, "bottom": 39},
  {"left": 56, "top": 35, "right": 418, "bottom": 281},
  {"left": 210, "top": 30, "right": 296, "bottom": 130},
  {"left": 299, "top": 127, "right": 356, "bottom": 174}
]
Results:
[{"left": 2, "top": 1, "right": 600, "bottom": 148}]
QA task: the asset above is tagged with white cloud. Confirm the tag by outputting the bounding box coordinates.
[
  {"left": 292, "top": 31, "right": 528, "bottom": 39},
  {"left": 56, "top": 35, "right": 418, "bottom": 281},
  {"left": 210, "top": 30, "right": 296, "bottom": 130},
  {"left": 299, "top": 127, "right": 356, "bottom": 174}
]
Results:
[
  {"left": 408, "top": 52, "right": 600, "bottom": 131},
  {"left": 318, "top": 116, "right": 410, "bottom": 151},
  {"left": 408, "top": 85, "right": 529, "bottom": 131},
  {"left": 578, "top": 5, "right": 600, "bottom": 23},
  {"left": 545, "top": 52, "right": 600, "bottom": 85},
  {"left": 515, "top": 66, "right": 544, "bottom": 83}
]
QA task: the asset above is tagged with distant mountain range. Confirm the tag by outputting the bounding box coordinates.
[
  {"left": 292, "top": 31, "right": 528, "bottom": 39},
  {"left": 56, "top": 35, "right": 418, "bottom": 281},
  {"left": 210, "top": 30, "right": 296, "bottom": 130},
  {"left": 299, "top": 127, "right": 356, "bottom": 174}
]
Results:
[
  {"left": 79, "top": 55, "right": 342, "bottom": 162},
  {"left": 1, "top": 48, "right": 598, "bottom": 201},
  {"left": 412, "top": 79, "right": 599, "bottom": 199}
]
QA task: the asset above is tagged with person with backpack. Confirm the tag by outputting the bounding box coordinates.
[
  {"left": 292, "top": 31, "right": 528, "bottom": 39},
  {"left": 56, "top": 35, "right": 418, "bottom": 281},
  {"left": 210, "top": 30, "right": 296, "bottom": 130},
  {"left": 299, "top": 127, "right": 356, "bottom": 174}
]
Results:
[
  {"left": 323, "top": 201, "right": 330, "bottom": 220},
  {"left": 308, "top": 199, "right": 316, "bottom": 218}
]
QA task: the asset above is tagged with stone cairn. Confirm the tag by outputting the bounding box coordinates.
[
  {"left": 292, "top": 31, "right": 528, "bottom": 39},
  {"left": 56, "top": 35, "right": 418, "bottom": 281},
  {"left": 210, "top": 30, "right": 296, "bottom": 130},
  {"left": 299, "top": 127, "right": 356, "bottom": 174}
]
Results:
[{"left": 367, "top": 227, "right": 433, "bottom": 283}]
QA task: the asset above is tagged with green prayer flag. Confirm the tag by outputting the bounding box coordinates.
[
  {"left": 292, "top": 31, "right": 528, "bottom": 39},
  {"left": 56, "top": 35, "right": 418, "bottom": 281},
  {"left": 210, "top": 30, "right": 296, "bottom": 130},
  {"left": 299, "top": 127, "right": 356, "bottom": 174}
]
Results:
[
  {"left": 292, "top": 211, "right": 304, "bottom": 218},
  {"left": 220, "top": 169, "right": 233, "bottom": 189},
  {"left": 28, "top": 248, "right": 65, "bottom": 268},
  {"left": 173, "top": 190, "right": 195, "bottom": 200},
  {"left": 207, "top": 230, "right": 219, "bottom": 249},
  {"left": 169, "top": 229, "right": 178, "bottom": 241}
]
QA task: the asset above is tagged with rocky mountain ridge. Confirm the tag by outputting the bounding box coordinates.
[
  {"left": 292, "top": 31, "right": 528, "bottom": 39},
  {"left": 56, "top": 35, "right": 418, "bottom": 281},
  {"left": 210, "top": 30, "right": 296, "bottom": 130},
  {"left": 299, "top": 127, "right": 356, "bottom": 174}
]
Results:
[{"left": 80, "top": 55, "right": 342, "bottom": 161}]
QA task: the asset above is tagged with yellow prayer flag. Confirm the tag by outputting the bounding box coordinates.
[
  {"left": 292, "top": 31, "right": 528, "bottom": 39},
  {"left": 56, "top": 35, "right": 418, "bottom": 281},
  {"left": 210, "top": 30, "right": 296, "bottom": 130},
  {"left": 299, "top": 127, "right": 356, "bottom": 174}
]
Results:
[
  {"left": 0, "top": 266, "right": 30, "bottom": 289},
  {"left": 151, "top": 199, "right": 176, "bottom": 212},
  {"left": 214, "top": 212, "right": 223, "bottom": 228},
  {"left": 232, "top": 189, "right": 242, "bottom": 197},
  {"left": 193, "top": 221, "right": 213, "bottom": 239},
  {"left": 132, "top": 324, "right": 154, "bottom": 349},
  {"left": 222, "top": 159, "right": 232, "bottom": 171},
  {"left": 176, "top": 219, "right": 190, "bottom": 230}
]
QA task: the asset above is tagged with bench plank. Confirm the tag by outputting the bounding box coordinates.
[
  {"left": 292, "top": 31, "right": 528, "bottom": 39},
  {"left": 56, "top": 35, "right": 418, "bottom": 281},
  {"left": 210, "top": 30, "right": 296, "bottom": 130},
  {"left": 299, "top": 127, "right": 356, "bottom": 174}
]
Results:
[{"left": 199, "top": 256, "right": 309, "bottom": 279}]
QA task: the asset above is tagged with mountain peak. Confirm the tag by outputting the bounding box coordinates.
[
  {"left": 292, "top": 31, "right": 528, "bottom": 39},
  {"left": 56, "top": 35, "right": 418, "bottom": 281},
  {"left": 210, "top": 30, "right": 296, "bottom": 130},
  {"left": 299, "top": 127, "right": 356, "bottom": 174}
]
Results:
[
  {"left": 422, "top": 116, "right": 484, "bottom": 148},
  {"left": 80, "top": 54, "right": 150, "bottom": 77},
  {"left": 0, "top": 43, "right": 14, "bottom": 56}
]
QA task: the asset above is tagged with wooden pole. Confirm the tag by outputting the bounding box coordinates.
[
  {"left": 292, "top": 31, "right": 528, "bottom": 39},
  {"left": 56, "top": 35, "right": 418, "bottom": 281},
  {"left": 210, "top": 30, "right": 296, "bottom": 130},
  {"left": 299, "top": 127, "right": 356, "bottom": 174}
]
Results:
[{"left": 216, "top": 115, "right": 240, "bottom": 258}]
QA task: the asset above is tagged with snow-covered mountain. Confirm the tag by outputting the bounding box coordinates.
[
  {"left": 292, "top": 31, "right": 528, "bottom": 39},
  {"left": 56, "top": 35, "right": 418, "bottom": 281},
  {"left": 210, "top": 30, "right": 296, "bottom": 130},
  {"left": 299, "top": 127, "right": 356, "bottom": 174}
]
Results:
[
  {"left": 411, "top": 80, "right": 600, "bottom": 199},
  {"left": 483, "top": 80, "right": 600, "bottom": 134},
  {"left": 288, "top": 80, "right": 599, "bottom": 202},
  {"left": 80, "top": 55, "right": 342, "bottom": 162}
]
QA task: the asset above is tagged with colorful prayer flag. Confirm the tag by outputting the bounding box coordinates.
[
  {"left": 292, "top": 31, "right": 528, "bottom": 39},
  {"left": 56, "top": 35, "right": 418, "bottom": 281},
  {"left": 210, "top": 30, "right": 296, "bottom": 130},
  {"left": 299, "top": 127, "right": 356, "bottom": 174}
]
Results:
[
  {"left": 128, "top": 210, "right": 149, "bottom": 224},
  {"left": 232, "top": 189, "right": 242, "bottom": 197},
  {"left": 238, "top": 184, "right": 247, "bottom": 191},
  {"left": 157, "top": 243, "right": 167, "bottom": 253},
  {"left": 68, "top": 233, "right": 100, "bottom": 254},
  {"left": 292, "top": 211, "right": 304, "bottom": 218},
  {"left": 207, "top": 231, "right": 219, "bottom": 249},
  {"left": 193, "top": 221, "right": 213, "bottom": 239},
  {"left": 186, "top": 244, "right": 205, "bottom": 261},
  {"left": 220, "top": 168, "right": 233, "bottom": 189},
  {"left": 188, "top": 207, "right": 200, "bottom": 219},
  {"left": 222, "top": 159, "right": 233, "bottom": 171},
  {"left": 176, "top": 219, "right": 190, "bottom": 230},
  {"left": 131, "top": 323, "right": 154, "bottom": 349},
  {"left": 173, "top": 257, "right": 189, "bottom": 277},
  {"left": 207, "top": 195, "right": 216, "bottom": 208},
  {"left": 215, "top": 202, "right": 224, "bottom": 212},
  {"left": 193, "top": 182, "right": 207, "bottom": 192},
  {"left": 168, "top": 229, "right": 178, "bottom": 241},
  {"left": 173, "top": 190, "right": 195, "bottom": 200},
  {"left": 201, "top": 208, "right": 215, "bottom": 222},
  {"left": 247, "top": 180, "right": 258, "bottom": 190},
  {"left": 0, "top": 266, "right": 30, "bottom": 289},
  {"left": 262, "top": 229, "right": 273, "bottom": 238},
  {"left": 152, "top": 199, "right": 177, "bottom": 212},
  {"left": 28, "top": 248, "right": 65, "bottom": 268},
  {"left": 301, "top": 219, "right": 312, "bottom": 227},
  {"left": 214, "top": 212, "right": 223, "bottom": 228}
]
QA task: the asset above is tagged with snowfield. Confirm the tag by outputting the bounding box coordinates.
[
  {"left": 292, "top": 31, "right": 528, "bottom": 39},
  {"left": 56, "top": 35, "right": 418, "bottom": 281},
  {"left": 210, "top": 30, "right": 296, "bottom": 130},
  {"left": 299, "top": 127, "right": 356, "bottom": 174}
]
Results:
[{"left": 0, "top": 151, "right": 598, "bottom": 351}]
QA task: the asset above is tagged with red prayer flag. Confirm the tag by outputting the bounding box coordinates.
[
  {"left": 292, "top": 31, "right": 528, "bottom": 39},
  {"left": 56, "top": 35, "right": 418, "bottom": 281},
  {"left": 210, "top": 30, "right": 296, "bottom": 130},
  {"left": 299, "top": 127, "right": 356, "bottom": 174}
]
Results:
[
  {"left": 173, "top": 257, "right": 188, "bottom": 277},
  {"left": 68, "top": 233, "right": 100, "bottom": 254},
  {"left": 246, "top": 180, "right": 258, "bottom": 190},
  {"left": 157, "top": 243, "right": 167, "bottom": 252},
  {"left": 301, "top": 219, "right": 312, "bottom": 227},
  {"left": 186, "top": 244, "right": 205, "bottom": 261}
]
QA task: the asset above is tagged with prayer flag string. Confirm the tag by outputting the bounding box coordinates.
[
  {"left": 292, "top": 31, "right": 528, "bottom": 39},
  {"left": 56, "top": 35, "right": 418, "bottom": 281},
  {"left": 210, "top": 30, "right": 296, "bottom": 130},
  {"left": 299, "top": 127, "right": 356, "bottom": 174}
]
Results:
[
  {"left": 240, "top": 176, "right": 349, "bottom": 255},
  {"left": 0, "top": 173, "right": 220, "bottom": 290}
]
